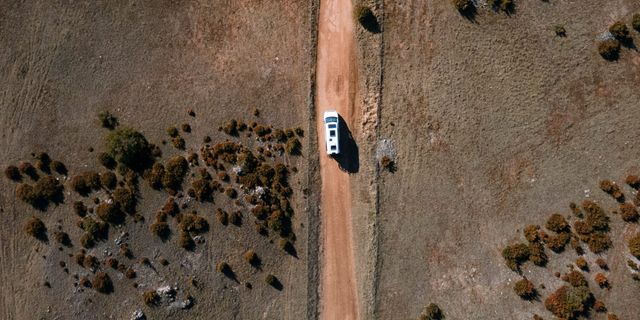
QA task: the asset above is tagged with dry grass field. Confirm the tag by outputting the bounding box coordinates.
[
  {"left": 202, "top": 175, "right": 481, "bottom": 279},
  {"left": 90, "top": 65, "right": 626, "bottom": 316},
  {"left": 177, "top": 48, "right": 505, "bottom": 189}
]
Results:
[{"left": 0, "top": 1, "right": 318, "bottom": 319}]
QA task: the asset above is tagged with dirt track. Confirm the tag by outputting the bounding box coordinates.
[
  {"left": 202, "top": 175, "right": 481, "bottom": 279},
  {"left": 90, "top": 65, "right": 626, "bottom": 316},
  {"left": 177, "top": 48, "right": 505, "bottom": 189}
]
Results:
[{"left": 315, "top": 0, "right": 359, "bottom": 319}]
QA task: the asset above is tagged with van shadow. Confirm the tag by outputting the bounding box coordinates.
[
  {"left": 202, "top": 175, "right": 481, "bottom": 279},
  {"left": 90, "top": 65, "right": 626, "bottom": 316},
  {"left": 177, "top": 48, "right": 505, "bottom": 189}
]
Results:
[{"left": 331, "top": 116, "right": 359, "bottom": 173}]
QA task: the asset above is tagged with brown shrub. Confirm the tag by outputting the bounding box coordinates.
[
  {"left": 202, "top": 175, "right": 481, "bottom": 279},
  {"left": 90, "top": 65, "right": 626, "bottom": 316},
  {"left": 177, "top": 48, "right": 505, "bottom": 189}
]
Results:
[
  {"left": 594, "top": 273, "right": 609, "bottom": 288},
  {"left": 514, "top": 278, "right": 536, "bottom": 300},
  {"left": 598, "top": 39, "right": 621, "bottom": 61},
  {"left": 70, "top": 175, "right": 90, "bottom": 195},
  {"left": 24, "top": 217, "right": 47, "bottom": 241},
  {"left": 265, "top": 274, "right": 281, "bottom": 288},
  {"left": 629, "top": 234, "right": 640, "bottom": 258},
  {"left": 150, "top": 221, "right": 171, "bottom": 240},
  {"left": 125, "top": 267, "right": 136, "bottom": 279},
  {"left": 5, "top": 165, "right": 21, "bottom": 181},
  {"left": 18, "top": 161, "right": 37, "bottom": 179},
  {"left": 16, "top": 183, "right": 38, "bottom": 205},
  {"left": 98, "top": 152, "right": 116, "bottom": 169},
  {"left": 582, "top": 200, "right": 609, "bottom": 231},
  {"left": 633, "top": 13, "right": 640, "bottom": 31},
  {"left": 96, "top": 202, "right": 125, "bottom": 224},
  {"left": 546, "top": 213, "right": 569, "bottom": 233},
  {"left": 419, "top": 303, "right": 443, "bottom": 320},
  {"left": 569, "top": 202, "right": 582, "bottom": 217},
  {"left": 162, "top": 156, "right": 189, "bottom": 189},
  {"left": 528, "top": 242, "right": 548, "bottom": 267},
  {"left": 143, "top": 290, "right": 159, "bottom": 306},
  {"left": 545, "top": 232, "right": 571, "bottom": 253},
  {"left": 179, "top": 213, "right": 209, "bottom": 234},
  {"left": 216, "top": 208, "right": 229, "bottom": 225},
  {"left": 573, "top": 220, "right": 593, "bottom": 235},
  {"left": 619, "top": 202, "right": 639, "bottom": 222},
  {"left": 230, "top": 211, "right": 242, "bottom": 226},
  {"left": 216, "top": 262, "right": 231, "bottom": 274},
  {"left": 285, "top": 137, "right": 302, "bottom": 155},
  {"left": 380, "top": 156, "right": 395, "bottom": 172},
  {"left": 100, "top": 172, "right": 117, "bottom": 190},
  {"left": 595, "top": 258, "right": 608, "bottom": 270},
  {"left": 178, "top": 232, "right": 194, "bottom": 250},
  {"left": 608, "top": 313, "right": 620, "bottom": 320},
  {"left": 562, "top": 270, "right": 588, "bottom": 288},
  {"left": 609, "top": 21, "right": 630, "bottom": 40},
  {"left": 544, "top": 285, "right": 592, "bottom": 319},
  {"left": 93, "top": 272, "right": 113, "bottom": 293},
  {"left": 243, "top": 250, "right": 259, "bottom": 267},
  {"left": 626, "top": 175, "right": 640, "bottom": 188},
  {"left": 192, "top": 179, "right": 213, "bottom": 202},
  {"left": 53, "top": 231, "right": 71, "bottom": 246},
  {"left": 593, "top": 300, "right": 606, "bottom": 313},
  {"left": 576, "top": 257, "right": 588, "bottom": 271},
  {"left": 600, "top": 180, "right": 624, "bottom": 202},
  {"left": 585, "top": 232, "right": 612, "bottom": 254},
  {"left": 502, "top": 243, "right": 531, "bottom": 271}
]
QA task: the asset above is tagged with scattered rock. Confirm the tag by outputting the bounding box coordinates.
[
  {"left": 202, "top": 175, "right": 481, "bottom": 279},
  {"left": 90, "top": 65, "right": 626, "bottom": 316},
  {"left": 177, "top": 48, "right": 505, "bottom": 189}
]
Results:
[{"left": 131, "top": 310, "right": 146, "bottom": 320}]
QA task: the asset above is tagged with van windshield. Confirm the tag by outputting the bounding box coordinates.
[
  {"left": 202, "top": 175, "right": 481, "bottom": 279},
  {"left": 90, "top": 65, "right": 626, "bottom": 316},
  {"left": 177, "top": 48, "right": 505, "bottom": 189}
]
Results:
[{"left": 325, "top": 116, "right": 338, "bottom": 123}]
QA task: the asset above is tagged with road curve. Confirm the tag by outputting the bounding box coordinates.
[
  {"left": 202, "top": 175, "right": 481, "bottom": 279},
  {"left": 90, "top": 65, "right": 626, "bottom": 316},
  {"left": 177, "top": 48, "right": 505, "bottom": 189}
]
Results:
[{"left": 315, "top": 0, "right": 360, "bottom": 319}]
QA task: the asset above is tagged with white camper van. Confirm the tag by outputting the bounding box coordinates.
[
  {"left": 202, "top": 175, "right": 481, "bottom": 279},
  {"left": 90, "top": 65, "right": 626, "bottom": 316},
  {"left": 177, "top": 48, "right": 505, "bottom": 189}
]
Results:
[{"left": 323, "top": 110, "right": 340, "bottom": 155}]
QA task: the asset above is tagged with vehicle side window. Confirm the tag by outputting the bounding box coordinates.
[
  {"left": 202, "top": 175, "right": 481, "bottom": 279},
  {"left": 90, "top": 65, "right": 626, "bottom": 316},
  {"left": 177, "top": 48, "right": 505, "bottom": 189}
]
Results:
[{"left": 330, "top": 130, "right": 336, "bottom": 137}]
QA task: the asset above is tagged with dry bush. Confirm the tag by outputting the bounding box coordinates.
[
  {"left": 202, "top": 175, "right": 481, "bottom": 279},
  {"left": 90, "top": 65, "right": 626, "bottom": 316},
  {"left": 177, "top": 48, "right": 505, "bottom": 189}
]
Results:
[
  {"left": 488, "top": 0, "right": 513, "bottom": 12},
  {"left": 609, "top": 21, "right": 630, "bottom": 40},
  {"left": 502, "top": 243, "right": 530, "bottom": 271},
  {"left": 70, "top": 175, "right": 90, "bottom": 195},
  {"left": 191, "top": 179, "right": 213, "bottom": 202},
  {"left": 599, "top": 180, "right": 624, "bottom": 202},
  {"left": 514, "top": 278, "right": 537, "bottom": 300},
  {"left": 545, "top": 232, "right": 571, "bottom": 253},
  {"left": 4, "top": 165, "right": 21, "bottom": 181},
  {"left": 629, "top": 234, "right": 640, "bottom": 258},
  {"left": 143, "top": 290, "right": 160, "bottom": 306},
  {"left": 452, "top": 0, "right": 473, "bottom": 13},
  {"left": 584, "top": 232, "right": 612, "bottom": 254},
  {"left": 595, "top": 258, "right": 608, "bottom": 270},
  {"left": 573, "top": 220, "right": 593, "bottom": 235},
  {"left": 243, "top": 250, "right": 259, "bottom": 267},
  {"left": 98, "top": 152, "right": 116, "bottom": 169},
  {"left": 125, "top": 267, "right": 136, "bottom": 279},
  {"left": 619, "top": 202, "right": 639, "bottom": 222},
  {"left": 172, "top": 137, "right": 185, "bottom": 150},
  {"left": 419, "top": 303, "right": 443, "bottom": 320},
  {"left": 113, "top": 187, "right": 136, "bottom": 213},
  {"left": 150, "top": 221, "right": 171, "bottom": 240},
  {"left": 528, "top": 242, "right": 548, "bottom": 267},
  {"left": 576, "top": 257, "right": 588, "bottom": 271},
  {"left": 162, "top": 156, "right": 189, "bottom": 190},
  {"left": 625, "top": 175, "right": 640, "bottom": 189},
  {"left": 98, "top": 111, "right": 118, "bottom": 129},
  {"left": 285, "top": 138, "right": 302, "bottom": 155},
  {"left": 105, "top": 257, "right": 119, "bottom": 269},
  {"left": 562, "top": 270, "right": 588, "bottom": 288},
  {"left": 19, "top": 161, "right": 38, "bottom": 179},
  {"left": 73, "top": 201, "right": 87, "bottom": 217},
  {"left": 84, "top": 255, "right": 99, "bottom": 269},
  {"left": 100, "top": 172, "right": 117, "bottom": 190},
  {"left": 380, "top": 156, "right": 395, "bottom": 172},
  {"left": 179, "top": 213, "right": 209, "bottom": 234},
  {"left": 544, "top": 285, "right": 592, "bottom": 319},
  {"left": 594, "top": 273, "right": 609, "bottom": 288},
  {"left": 24, "top": 217, "right": 47, "bottom": 241},
  {"left": 254, "top": 125, "right": 271, "bottom": 137},
  {"left": 179, "top": 232, "right": 194, "bottom": 250},
  {"left": 593, "top": 300, "right": 606, "bottom": 312},
  {"left": 633, "top": 13, "right": 640, "bottom": 31},
  {"left": 222, "top": 119, "right": 239, "bottom": 136},
  {"left": 598, "top": 39, "right": 621, "bottom": 61},
  {"left": 93, "top": 272, "right": 113, "bottom": 293},
  {"left": 608, "top": 313, "right": 620, "bottom": 320},
  {"left": 230, "top": 211, "right": 242, "bottom": 226},
  {"left": 96, "top": 202, "right": 125, "bottom": 224},
  {"left": 265, "top": 274, "right": 281, "bottom": 288},
  {"left": 582, "top": 200, "right": 609, "bottom": 231},
  {"left": 216, "top": 262, "right": 231, "bottom": 274},
  {"left": 53, "top": 231, "right": 71, "bottom": 246},
  {"left": 216, "top": 208, "right": 229, "bottom": 225},
  {"left": 546, "top": 213, "right": 570, "bottom": 233},
  {"left": 16, "top": 184, "right": 38, "bottom": 205}
]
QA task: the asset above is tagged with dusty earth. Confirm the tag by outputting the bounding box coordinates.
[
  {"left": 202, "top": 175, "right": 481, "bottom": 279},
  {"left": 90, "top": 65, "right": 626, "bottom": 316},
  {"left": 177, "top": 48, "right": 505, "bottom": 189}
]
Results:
[
  {"left": 316, "top": 0, "right": 360, "bottom": 319},
  {"left": 371, "top": 0, "right": 640, "bottom": 319},
  {"left": 0, "top": 1, "right": 319, "bottom": 319}
]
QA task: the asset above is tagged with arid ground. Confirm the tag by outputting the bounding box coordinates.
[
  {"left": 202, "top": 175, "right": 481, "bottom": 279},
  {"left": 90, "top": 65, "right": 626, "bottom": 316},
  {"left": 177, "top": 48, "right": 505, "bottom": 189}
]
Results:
[{"left": 3, "top": 0, "right": 640, "bottom": 320}]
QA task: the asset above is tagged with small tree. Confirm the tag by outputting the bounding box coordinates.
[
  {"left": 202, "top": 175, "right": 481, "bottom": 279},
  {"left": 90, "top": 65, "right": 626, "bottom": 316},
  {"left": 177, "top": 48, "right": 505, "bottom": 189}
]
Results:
[{"left": 105, "top": 127, "right": 150, "bottom": 170}]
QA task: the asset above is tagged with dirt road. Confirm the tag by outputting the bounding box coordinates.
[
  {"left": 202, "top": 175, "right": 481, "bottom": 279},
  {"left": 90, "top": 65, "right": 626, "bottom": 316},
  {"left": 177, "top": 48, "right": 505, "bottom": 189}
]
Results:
[{"left": 315, "top": 0, "right": 360, "bottom": 319}]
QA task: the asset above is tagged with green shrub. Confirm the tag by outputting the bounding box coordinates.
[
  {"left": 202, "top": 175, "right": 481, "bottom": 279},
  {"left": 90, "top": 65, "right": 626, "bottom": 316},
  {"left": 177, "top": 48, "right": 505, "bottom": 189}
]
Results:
[
  {"left": 5, "top": 165, "right": 21, "bottom": 181},
  {"left": 93, "top": 272, "right": 113, "bottom": 293},
  {"left": 24, "top": 217, "right": 47, "bottom": 241},
  {"left": 143, "top": 290, "right": 159, "bottom": 306},
  {"left": 609, "top": 21, "right": 630, "bottom": 40},
  {"left": 150, "top": 221, "right": 171, "bottom": 240},
  {"left": 629, "top": 234, "right": 640, "bottom": 258},
  {"left": 544, "top": 285, "right": 592, "bottom": 319},
  {"left": 79, "top": 216, "right": 109, "bottom": 240},
  {"left": 502, "top": 243, "right": 530, "bottom": 271},
  {"left": 419, "top": 303, "right": 443, "bottom": 320},
  {"left": 514, "top": 278, "right": 536, "bottom": 300},
  {"left": 98, "top": 111, "right": 118, "bottom": 129},
  {"left": 598, "top": 39, "right": 621, "bottom": 61},
  {"left": 619, "top": 202, "right": 639, "bottom": 222},
  {"left": 546, "top": 213, "right": 569, "bottom": 233},
  {"left": 105, "top": 128, "right": 150, "bottom": 170}
]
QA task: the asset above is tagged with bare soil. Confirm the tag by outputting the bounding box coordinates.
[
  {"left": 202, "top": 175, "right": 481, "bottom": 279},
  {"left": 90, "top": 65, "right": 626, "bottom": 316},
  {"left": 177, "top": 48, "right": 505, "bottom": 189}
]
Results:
[
  {"left": 316, "top": 0, "right": 360, "bottom": 319},
  {"left": 0, "top": 1, "right": 318, "bottom": 319},
  {"left": 372, "top": 1, "right": 640, "bottom": 319}
]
